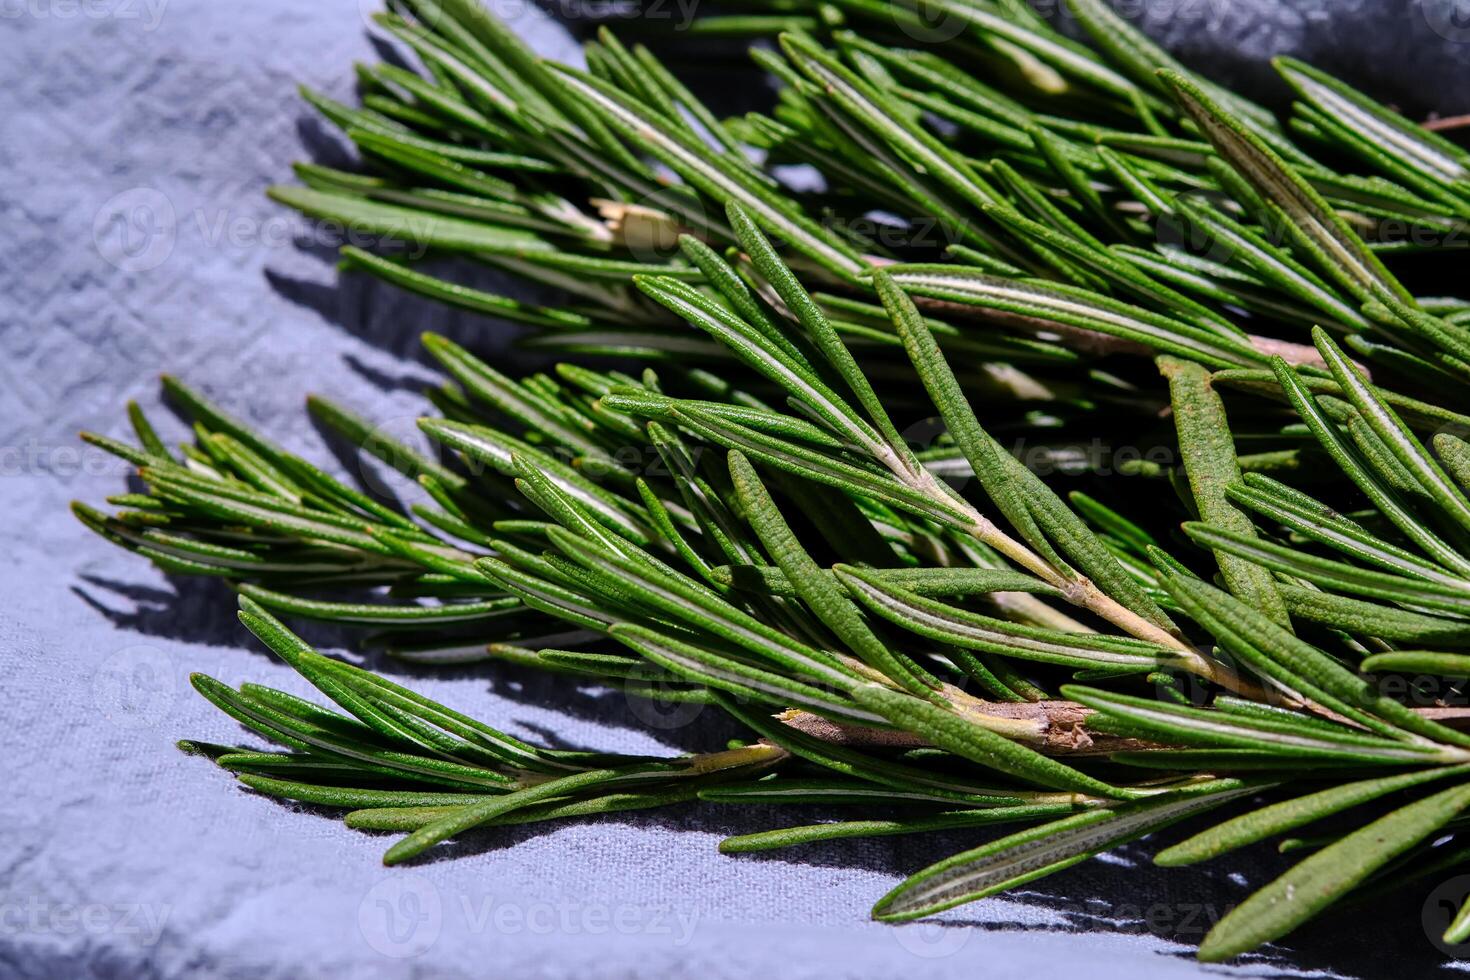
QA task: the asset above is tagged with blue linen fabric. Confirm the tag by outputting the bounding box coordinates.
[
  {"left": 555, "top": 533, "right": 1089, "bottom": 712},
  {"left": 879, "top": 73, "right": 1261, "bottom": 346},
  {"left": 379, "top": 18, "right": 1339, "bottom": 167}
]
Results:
[{"left": 4, "top": 2, "right": 1469, "bottom": 977}]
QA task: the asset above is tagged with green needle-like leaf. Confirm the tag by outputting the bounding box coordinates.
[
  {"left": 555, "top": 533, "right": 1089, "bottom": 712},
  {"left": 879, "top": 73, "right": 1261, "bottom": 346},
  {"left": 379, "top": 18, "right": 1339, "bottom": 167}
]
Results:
[
  {"left": 1066, "top": 684, "right": 1457, "bottom": 764},
  {"left": 610, "top": 623, "right": 877, "bottom": 724},
  {"left": 1158, "top": 69, "right": 1410, "bottom": 305},
  {"left": 729, "top": 451, "right": 934, "bottom": 698},
  {"left": 719, "top": 803, "right": 1081, "bottom": 852},
  {"left": 236, "top": 582, "right": 518, "bottom": 626},
  {"left": 836, "top": 565, "right": 1181, "bottom": 673},
  {"left": 873, "top": 781, "right": 1257, "bottom": 921},
  {"left": 1313, "top": 327, "right": 1470, "bottom": 536},
  {"left": 1197, "top": 783, "right": 1470, "bottom": 961},
  {"left": 382, "top": 765, "right": 658, "bottom": 864},
  {"left": 883, "top": 264, "right": 1261, "bottom": 368},
  {"left": 543, "top": 63, "right": 863, "bottom": 277},
  {"left": 1157, "top": 765, "right": 1470, "bottom": 866},
  {"left": 1183, "top": 521, "right": 1470, "bottom": 615},
  {"left": 1276, "top": 57, "right": 1469, "bottom": 186},
  {"left": 1160, "top": 355, "right": 1289, "bottom": 626},
  {"left": 267, "top": 185, "right": 558, "bottom": 255}
]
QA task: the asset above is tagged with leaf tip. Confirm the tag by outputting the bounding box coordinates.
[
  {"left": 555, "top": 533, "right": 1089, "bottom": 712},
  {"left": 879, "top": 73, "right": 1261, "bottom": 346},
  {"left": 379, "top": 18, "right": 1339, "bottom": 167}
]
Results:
[
  {"left": 1195, "top": 929, "right": 1245, "bottom": 963},
  {"left": 1150, "top": 843, "right": 1197, "bottom": 867}
]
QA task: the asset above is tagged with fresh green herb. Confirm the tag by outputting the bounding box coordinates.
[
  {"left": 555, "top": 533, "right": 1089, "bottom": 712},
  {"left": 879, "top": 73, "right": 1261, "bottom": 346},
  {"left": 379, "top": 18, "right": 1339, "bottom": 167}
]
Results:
[{"left": 76, "top": 0, "right": 1470, "bottom": 962}]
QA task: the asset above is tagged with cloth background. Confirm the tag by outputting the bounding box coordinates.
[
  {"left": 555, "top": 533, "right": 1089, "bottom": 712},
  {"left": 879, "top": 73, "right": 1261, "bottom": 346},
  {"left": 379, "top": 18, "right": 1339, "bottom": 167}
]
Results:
[{"left": 5, "top": 2, "right": 1470, "bottom": 977}]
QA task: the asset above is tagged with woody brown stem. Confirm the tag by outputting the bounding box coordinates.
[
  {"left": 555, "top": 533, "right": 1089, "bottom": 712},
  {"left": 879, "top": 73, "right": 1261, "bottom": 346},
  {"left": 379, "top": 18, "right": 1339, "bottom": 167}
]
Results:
[
  {"left": 779, "top": 704, "right": 1163, "bottom": 757},
  {"left": 1422, "top": 113, "right": 1470, "bottom": 132}
]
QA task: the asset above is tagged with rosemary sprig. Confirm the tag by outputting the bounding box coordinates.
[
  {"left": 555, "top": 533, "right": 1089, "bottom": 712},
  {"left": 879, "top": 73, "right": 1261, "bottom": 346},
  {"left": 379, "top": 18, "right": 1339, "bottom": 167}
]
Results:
[{"left": 75, "top": 0, "right": 1470, "bottom": 963}]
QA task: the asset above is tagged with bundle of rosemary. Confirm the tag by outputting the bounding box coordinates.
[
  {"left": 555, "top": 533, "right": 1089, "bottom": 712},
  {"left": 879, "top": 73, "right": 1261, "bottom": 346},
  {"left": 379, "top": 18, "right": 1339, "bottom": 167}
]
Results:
[{"left": 76, "top": 0, "right": 1470, "bottom": 962}]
